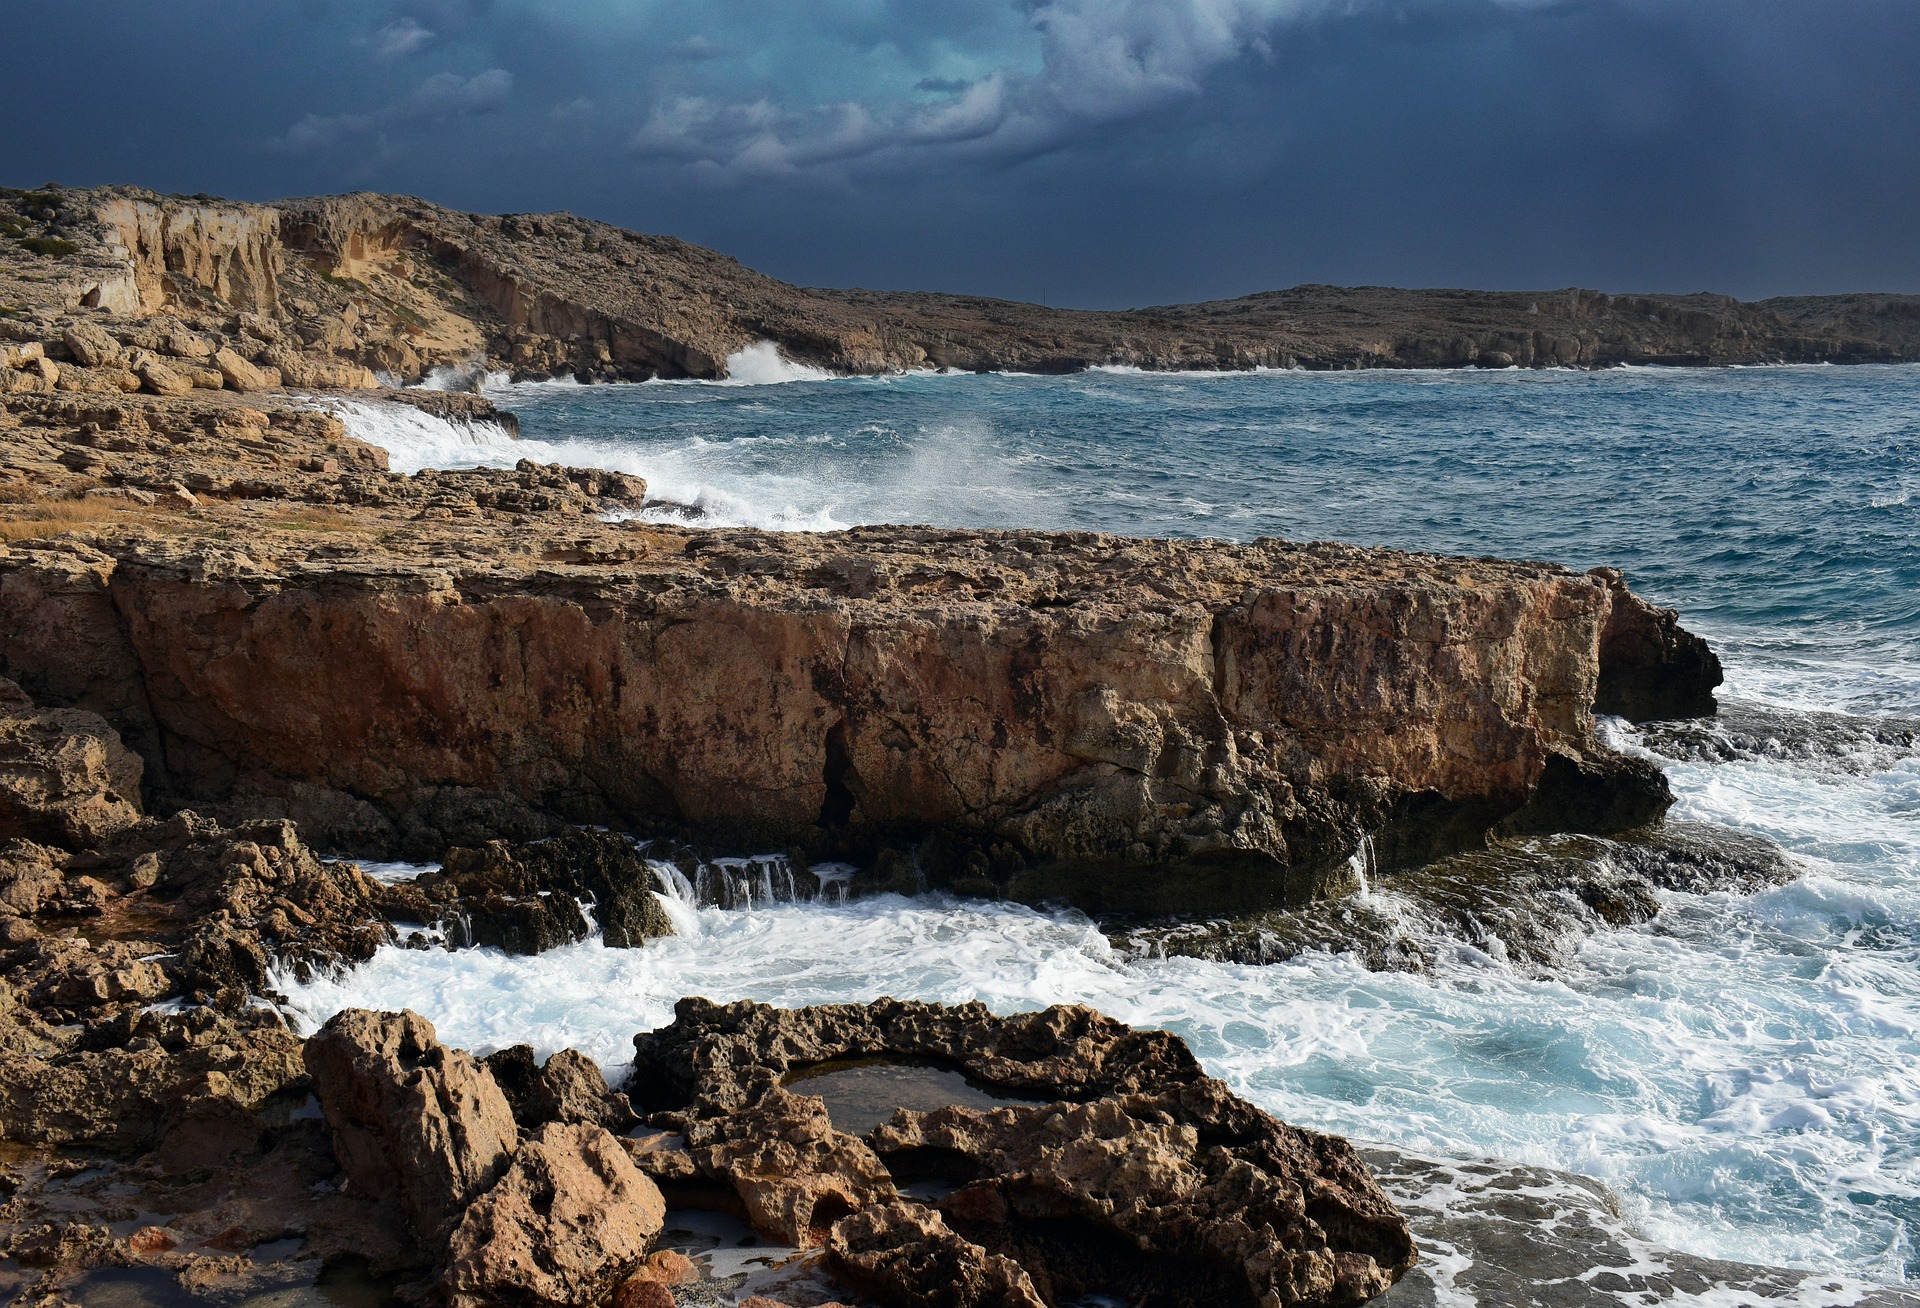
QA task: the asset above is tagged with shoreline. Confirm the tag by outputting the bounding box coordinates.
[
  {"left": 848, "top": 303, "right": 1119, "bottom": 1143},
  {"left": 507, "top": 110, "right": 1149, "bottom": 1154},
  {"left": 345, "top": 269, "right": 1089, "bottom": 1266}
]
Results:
[{"left": 0, "top": 181, "right": 1912, "bottom": 1306}]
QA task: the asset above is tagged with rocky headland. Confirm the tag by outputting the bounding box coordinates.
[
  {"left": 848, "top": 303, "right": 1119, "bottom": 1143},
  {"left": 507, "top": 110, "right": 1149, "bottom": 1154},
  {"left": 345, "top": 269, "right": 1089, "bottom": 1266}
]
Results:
[
  {"left": 4, "top": 182, "right": 1920, "bottom": 385},
  {"left": 0, "top": 178, "right": 1878, "bottom": 1307}
]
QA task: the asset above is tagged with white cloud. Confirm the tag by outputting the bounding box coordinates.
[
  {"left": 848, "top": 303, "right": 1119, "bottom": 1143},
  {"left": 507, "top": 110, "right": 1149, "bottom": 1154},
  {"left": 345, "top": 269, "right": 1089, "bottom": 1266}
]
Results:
[
  {"left": 269, "top": 68, "right": 514, "bottom": 156},
  {"left": 629, "top": 0, "right": 1340, "bottom": 177},
  {"left": 368, "top": 17, "right": 437, "bottom": 61}
]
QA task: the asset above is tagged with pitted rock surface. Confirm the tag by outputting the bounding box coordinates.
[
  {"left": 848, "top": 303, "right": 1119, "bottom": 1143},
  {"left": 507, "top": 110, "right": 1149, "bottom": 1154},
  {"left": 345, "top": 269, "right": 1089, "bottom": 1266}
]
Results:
[
  {"left": 303, "top": 1008, "right": 519, "bottom": 1241},
  {"left": 631, "top": 997, "right": 1206, "bottom": 1117},
  {"left": 631, "top": 998, "right": 1416, "bottom": 1307},
  {"left": 440, "top": 1121, "right": 666, "bottom": 1308}
]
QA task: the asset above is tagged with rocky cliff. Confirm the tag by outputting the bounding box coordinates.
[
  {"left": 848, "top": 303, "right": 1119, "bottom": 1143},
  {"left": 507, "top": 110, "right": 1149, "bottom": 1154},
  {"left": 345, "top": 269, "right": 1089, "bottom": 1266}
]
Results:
[
  {"left": 3, "top": 183, "right": 1917, "bottom": 387},
  {"left": 0, "top": 389, "right": 1716, "bottom": 916}
]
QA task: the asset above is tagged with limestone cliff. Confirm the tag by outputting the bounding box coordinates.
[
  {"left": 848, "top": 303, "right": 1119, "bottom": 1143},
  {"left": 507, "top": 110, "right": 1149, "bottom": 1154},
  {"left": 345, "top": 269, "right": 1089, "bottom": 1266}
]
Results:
[
  {"left": 2, "top": 183, "right": 1916, "bottom": 389},
  {"left": 0, "top": 390, "right": 1717, "bottom": 914}
]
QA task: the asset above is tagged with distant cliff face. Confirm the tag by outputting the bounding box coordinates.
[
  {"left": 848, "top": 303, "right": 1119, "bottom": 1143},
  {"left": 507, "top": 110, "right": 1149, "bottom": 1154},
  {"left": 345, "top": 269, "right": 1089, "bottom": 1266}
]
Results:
[{"left": 2, "top": 183, "right": 1916, "bottom": 391}]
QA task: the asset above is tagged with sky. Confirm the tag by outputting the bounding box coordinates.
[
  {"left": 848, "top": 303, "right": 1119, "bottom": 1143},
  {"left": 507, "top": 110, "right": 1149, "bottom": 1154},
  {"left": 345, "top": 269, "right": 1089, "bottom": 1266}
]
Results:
[{"left": 2, "top": 0, "right": 1916, "bottom": 307}]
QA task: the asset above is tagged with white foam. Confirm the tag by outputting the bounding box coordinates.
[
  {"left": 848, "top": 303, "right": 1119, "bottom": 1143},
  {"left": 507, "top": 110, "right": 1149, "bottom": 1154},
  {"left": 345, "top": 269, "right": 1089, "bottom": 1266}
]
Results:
[
  {"left": 351, "top": 859, "right": 441, "bottom": 885},
  {"left": 325, "top": 398, "right": 526, "bottom": 477},
  {"left": 720, "top": 341, "right": 837, "bottom": 385}
]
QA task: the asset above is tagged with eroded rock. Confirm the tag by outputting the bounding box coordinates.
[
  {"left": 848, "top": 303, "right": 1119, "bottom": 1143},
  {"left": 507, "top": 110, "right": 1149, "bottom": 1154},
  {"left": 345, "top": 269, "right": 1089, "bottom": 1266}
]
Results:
[
  {"left": 485, "top": 1044, "right": 640, "bottom": 1133},
  {"left": 0, "top": 682, "right": 143, "bottom": 848},
  {"left": 303, "top": 1008, "right": 519, "bottom": 1240},
  {"left": 633, "top": 998, "right": 1416, "bottom": 1306},
  {"left": 440, "top": 1121, "right": 666, "bottom": 1308}
]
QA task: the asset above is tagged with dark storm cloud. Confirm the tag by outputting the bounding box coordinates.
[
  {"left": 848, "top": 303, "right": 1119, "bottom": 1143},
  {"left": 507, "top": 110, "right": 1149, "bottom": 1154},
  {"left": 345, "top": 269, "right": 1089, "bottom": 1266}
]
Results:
[{"left": 1, "top": 0, "right": 1915, "bottom": 303}]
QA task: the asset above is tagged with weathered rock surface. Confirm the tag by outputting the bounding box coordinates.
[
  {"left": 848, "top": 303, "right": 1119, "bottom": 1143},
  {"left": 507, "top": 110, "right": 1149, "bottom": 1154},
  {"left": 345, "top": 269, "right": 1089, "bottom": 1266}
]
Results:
[
  {"left": 0, "top": 679, "right": 143, "bottom": 847},
  {"left": 1124, "top": 820, "right": 1799, "bottom": 972},
  {"left": 440, "top": 1121, "right": 667, "bottom": 1308},
  {"left": 632, "top": 998, "right": 1417, "bottom": 1306},
  {"left": 303, "top": 1008, "right": 519, "bottom": 1241},
  {"left": 683, "top": 1087, "right": 902, "bottom": 1247},
  {"left": 830, "top": 1202, "right": 1046, "bottom": 1308},
  {"left": 486, "top": 1043, "right": 641, "bottom": 1133},
  {"left": 0, "top": 503, "right": 1714, "bottom": 913},
  {"left": 1367, "top": 1150, "right": 1920, "bottom": 1308}
]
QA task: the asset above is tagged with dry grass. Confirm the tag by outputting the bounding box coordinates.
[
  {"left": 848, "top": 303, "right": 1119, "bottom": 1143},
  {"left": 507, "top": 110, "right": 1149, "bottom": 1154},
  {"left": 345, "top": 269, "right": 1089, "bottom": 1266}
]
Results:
[
  {"left": 0, "top": 497, "right": 159, "bottom": 541},
  {"left": 262, "top": 505, "right": 377, "bottom": 535}
]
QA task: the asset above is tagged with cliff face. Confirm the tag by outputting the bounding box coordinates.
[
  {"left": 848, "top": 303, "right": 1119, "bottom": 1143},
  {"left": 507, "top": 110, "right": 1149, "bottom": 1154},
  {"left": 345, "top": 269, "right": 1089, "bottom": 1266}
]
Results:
[
  {"left": 3, "top": 183, "right": 1917, "bottom": 389},
  {"left": 0, "top": 386, "right": 1718, "bottom": 914}
]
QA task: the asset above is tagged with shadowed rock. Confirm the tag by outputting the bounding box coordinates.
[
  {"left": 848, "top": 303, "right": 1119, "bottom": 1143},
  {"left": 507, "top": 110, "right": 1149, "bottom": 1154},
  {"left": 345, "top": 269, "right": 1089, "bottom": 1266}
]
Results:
[
  {"left": 485, "top": 1044, "right": 640, "bottom": 1133},
  {"left": 392, "top": 830, "right": 675, "bottom": 955}
]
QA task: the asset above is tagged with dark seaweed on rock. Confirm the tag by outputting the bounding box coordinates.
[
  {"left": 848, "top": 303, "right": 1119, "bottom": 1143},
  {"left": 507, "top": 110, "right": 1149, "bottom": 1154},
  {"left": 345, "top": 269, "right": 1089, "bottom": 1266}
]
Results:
[
  {"left": 380, "top": 829, "right": 676, "bottom": 955},
  {"left": 1123, "top": 822, "right": 1798, "bottom": 973}
]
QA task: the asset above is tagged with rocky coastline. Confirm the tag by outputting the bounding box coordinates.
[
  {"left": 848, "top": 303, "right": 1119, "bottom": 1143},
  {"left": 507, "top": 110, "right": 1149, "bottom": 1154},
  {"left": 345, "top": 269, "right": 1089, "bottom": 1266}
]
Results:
[
  {"left": 0, "top": 179, "right": 1894, "bottom": 1307},
  {"left": 5, "top": 183, "right": 1920, "bottom": 386}
]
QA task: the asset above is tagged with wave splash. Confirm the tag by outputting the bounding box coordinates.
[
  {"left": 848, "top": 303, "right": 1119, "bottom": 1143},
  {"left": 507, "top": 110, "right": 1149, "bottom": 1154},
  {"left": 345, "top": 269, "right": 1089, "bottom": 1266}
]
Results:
[{"left": 721, "top": 340, "right": 837, "bottom": 385}]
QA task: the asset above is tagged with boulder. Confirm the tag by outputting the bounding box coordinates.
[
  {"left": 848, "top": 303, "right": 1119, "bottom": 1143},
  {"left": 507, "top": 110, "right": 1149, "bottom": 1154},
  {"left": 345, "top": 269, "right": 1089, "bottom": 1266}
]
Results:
[
  {"left": 439, "top": 1122, "right": 666, "bottom": 1308},
  {"left": 136, "top": 358, "right": 194, "bottom": 398},
  {"left": 484, "top": 1044, "right": 639, "bottom": 1132},
  {"left": 303, "top": 1008, "right": 519, "bottom": 1241},
  {"left": 61, "top": 322, "right": 123, "bottom": 369},
  {"left": 0, "top": 682, "right": 144, "bottom": 849},
  {"left": 160, "top": 327, "right": 215, "bottom": 361},
  {"left": 214, "top": 347, "right": 273, "bottom": 393}
]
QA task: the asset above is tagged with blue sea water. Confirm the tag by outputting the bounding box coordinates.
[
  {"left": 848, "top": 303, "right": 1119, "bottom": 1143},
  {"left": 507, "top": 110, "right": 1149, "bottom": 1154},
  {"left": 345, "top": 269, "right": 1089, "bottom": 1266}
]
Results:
[{"left": 311, "top": 363, "right": 1920, "bottom": 1288}]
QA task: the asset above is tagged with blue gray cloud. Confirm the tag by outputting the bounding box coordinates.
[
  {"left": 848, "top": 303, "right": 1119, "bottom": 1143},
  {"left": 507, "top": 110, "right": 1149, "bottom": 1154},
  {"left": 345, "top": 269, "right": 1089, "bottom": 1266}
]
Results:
[{"left": 0, "top": 0, "right": 1915, "bottom": 304}]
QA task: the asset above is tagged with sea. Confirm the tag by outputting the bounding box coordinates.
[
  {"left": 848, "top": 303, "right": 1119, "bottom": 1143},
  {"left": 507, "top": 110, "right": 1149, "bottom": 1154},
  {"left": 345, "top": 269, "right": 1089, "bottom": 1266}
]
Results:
[{"left": 286, "top": 356, "right": 1920, "bottom": 1292}]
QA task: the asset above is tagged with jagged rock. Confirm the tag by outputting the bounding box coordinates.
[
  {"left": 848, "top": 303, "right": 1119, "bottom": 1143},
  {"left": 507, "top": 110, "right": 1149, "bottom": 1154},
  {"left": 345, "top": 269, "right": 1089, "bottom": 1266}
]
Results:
[
  {"left": 303, "top": 1008, "right": 519, "bottom": 1240},
  {"left": 0, "top": 839, "right": 67, "bottom": 918},
  {"left": 439, "top": 1121, "right": 666, "bottom": 1308},
  {"left": 213, "top": 347, "right": 272, "bottom": 393},
  {"left": 0, "top": 1006, "right": 304, "bottom": 1147},
  {"left": 0, "top": 682, "right": 142, "bottom": 848},
  {"left": 684, "top": 1087, "right": 899, "bottom": 1247},
  {"left": 869, "top": 1083, "right": 1407, "bottom": 1306},
  {"left": 485, "top": 1044, "right": 639, "bottom": 1132},
  {"left": 1124, "top": 821, "right": 1801, "bottom": 974},
  {"left": 17, "top": 936, "right": 171, "bottom": 1009},
  {"left": 404, "top": 830, "right": 675, "bottom": 953},
  {"left": 633, "top": 999, "right": 1416, "bottom": 1305},
  {"left": 828, "top": 1202, "right": 1046, "bottom": 1308},
  {"left": 632, "top": 997, "right": 1205, "bottom": 1117},
  {"left": 1593, "top": 572, "right": 1724, "bottom": 720},
  {"left": 137, "top": 814, "right": 394, "bottom": 1003}
]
